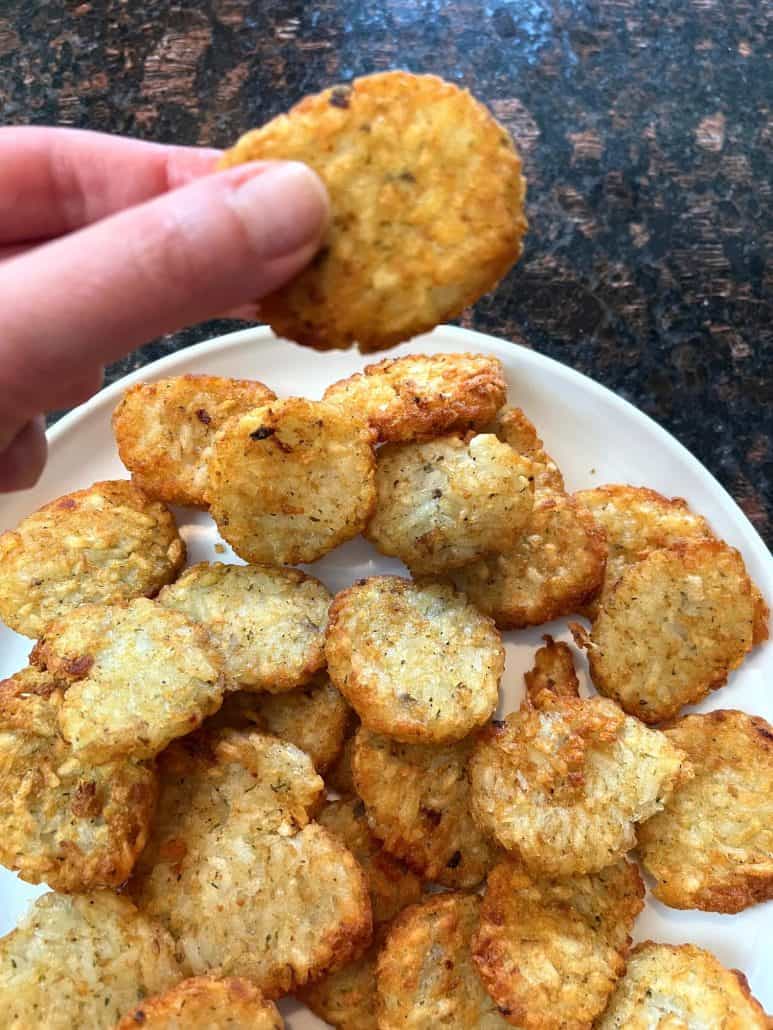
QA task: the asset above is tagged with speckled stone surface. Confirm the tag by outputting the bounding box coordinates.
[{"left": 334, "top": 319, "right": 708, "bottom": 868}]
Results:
[{"left": 1, "top": 1, "right": 770, "bottom": 544}]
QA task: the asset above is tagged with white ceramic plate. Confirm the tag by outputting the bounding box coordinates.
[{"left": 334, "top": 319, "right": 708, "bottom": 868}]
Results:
[{"left": 1, "top": 324, "right": 771, "bottom": 1023}]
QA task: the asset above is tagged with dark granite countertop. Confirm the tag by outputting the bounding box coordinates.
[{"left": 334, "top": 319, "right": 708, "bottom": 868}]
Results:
[{"left": 1, "top": 1, "right": 770, "bottom": 545}]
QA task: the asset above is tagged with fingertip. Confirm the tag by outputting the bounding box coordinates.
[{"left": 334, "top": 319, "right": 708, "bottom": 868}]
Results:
[
  {"left": 0, "top": 416, "right": 47, "bottom": 493},
  {"left": 227, "top": 160, "right": 330, "bottom": 264}
]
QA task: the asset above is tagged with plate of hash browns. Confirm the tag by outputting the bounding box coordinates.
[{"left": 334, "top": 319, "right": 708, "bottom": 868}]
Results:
[{"left": 0, "top": 325, "right": 770, "bottom": 1029}]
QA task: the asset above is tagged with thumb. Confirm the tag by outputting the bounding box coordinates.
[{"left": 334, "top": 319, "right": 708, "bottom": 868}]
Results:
[{"left": 0, "top": 161, "right": 328, "bottom": 428}]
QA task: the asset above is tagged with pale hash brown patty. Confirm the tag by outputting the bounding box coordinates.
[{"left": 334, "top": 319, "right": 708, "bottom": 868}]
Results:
[
  {"left": 0, "top": 479, "right": 185, "bottom": 639},
  {"left": 0, "top": 891, "right": 181, "bottom": 1030},
  {"left": 378, "top": 893, "right": 511, "bottom": 1029},
  {"left": 472, "top": 858, "right": 644, "bottom": 1030},
  {"left": 637, "top": 709, "right": 773, "bottom": 913},
  {"left": 220, "top": 72, "right": 527, "bottom": 352},
  {"left": 469, "top": 694, "right": 689, "bottom": 877},
  {"left": 576, "top": 484, "right": 770, "bottom": 638},
  {"left": 487, "top": 406, "right": 565, "bottom": 502},
  {"left": 31, "top": 597, "right": 225, "bottom": 763},
  {"left": 114, "top": 976, "right": 283, "bottom": 1029},
  {"left": 0, "top": 667, "right": 157, "bottom": 892},
  {"left": 112, "top": 374, "right": 276, "bottom": 508},
  {"left": 576, "top": 539, "right": 758, "bottom": 723},
  {"left": 129, "top": 729, "right": 371, "bottom": 997},
  {"left": 326, "top": 576, "right": 504, "bottom": 744},
  {"left": 298, "top": 937, "right": 382, "bottom": 1030},
  {"left": 596, "top": 941, "right": 771, "bottom": 1029},
  {"left": 158, "top": 561, "right": 330, "bottom": 693},
  {"left": 454, "top": 494, "right": 607, "bottom": 628},
  {"left": 315, "top": 797, "right": 422, "bottom": 925},
  {"left": 352, "top": 727, "right": 501, "bottom": 889},
  {"left": 208, "top": 672, "right": 352, "bottom": 774},
  {"left": 574, "top": 484, "right": 715, "bottom": 615},
  {"left": 366, "top": 433, "right": 533, "bottom": 574},
  {"left": 324, "top": 352, "right": 507, "bottom": 442},
  {"left": 206, "top": 397, "right": 376, "bottom": 565}
]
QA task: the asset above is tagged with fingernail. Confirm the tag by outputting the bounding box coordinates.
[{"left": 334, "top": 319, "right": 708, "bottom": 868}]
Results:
[{"left": 228, "top": 162, "right": 329, "bottom": 260}]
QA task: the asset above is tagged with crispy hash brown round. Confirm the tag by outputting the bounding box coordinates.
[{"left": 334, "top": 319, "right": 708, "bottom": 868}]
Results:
[
  {"left": 637, "top": 709, "right": 773, "bottom": 913},
  {"left": 220, "top": 73, "right": 527, "bottom": 352},
  {"left": 323, "top": 353, "right": 507, "bottom": 443},
  {"left": 377, "top": 893, "right": 511, "bottom": 1029},
  {"left": 596, "top": 941, "right": 771, "bottom": 1029},
  {"left": 0, "top": 479, "right": 185, "bottom": 639},
  {"left": 115, "top": 976, "right": 283, "bottom": 1029},
  {"left": 469, "top": 695, "right": 689, "bottom": 876},
  {"left": 454, "top": 495, "right": 607, "bottom": 628},
  {"left": 489, "top": 406, "right": 565, "bottom": 502},
  {"left": 0, "top": 667, "right": 157, "bottom": 892},
  {"left": 577, "top": 540, "right": 757, "bottom": 723},
  {"left": 32, "top": 598, "right": 225, "bottom": 762},
  {"left": 316, "top": 798, "right": 422, "bottom": 924},
  {"left": 366, "top": 434, "right": 533, "bottom": 574},
  {"left": 300, "top": 937, "right": 381, "bottom": 1030},
  {"left": 112, "top": 375, "right": 276, "bottom": 508},
  {"left": 158, "top": 562, "right": 330, "bottom": 693},
  {"left": 574, "top": 484, "right": 714, "bottom": 614},
  {"left": 326, "top": 577, "right": 504, "bottom": 743},
  {"left": 210, "top": 673, "right": 352, "bottom": 773},
  {"left": 472, "top": 859, "right": 645, "bottom": 1030},
  {"left": 0, "top": 891, "right": 181, "bottom": 1030},
  {"left": 130, "top": 730, "right": 371, "bottom": 996},
  {"left": 352, "top": 728, "right": 501, "bottom": 888},
  {"left": 206, "top": 398, "right": 376, "bottom": 565}
]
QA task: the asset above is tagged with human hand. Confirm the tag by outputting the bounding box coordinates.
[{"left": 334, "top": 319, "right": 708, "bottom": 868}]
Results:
[{"left": 0, "top": 127, "right": 329, "bottom": 493}]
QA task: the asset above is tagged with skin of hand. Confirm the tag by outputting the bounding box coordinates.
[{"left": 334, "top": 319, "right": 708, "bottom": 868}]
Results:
[{"left": 0, "top": 127, "right": 330, "bottom": 493}]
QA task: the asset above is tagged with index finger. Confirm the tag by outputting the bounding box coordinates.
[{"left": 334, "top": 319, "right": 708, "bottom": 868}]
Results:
[{"left": 0, "top": 127, "right": 221, "bottom": 244}]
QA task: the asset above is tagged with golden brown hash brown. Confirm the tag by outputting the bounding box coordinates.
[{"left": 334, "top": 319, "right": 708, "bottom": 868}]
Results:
[
  {"left": 220, "top": 72, "right": 527, "bottom": 352},
  {"left": 114, "top": 976, "right": 283, "bottom": 1029},
  {"left": 112, "top": 375, "right": 276, "bottom": 508},
  {"left": 323, "top": 353, "right": 507, "bottom": 443},
  {"left": 575, "top": 539, "right": 758, "bottom": 723},
  {"left": 0, "top": 891, "right": 181, "bottom": 1030},
  {"left": 206, "top": 397, "right": 376, "bottom": 565},
  {"left": 574, "top": 484, "right": 714, "bottom": 615},
  {"left": 32, "top": 597, "right": 225, "bottom": 763},
  {"left": 472, "top": 859, "right": 645, "bottom": 1030},
  {"left": 130, "top": 729, "right": 371, "bottom": 997},
  {"left": 637, "top": 709, "right": 773, "bottom": 913},
  {"left": 0, "top": 667, "right": 157, "bottom": 892},
  {"left": 326, "top": 576, "right": 504, "bottom": 744},
  {"left": 365, "top": 433, "right": 533, "bottom": 574},
  {"left": 454, "top": 494, "right": 607, "bottom": 628},
  {"left": 469, "top": 694, "right": 689, "bottom": 877},
  {"left": 300, "top": 926, "right": 392, "bottom": 1030},
  {"left": 523, "top": 635, "right": 580, "bottom": 705},
  {"left": 377, "top": 893, "right": 511, "bottom": 1029},
  {"left": 575, "top": 484, "right": 770, "bottom": 638},
  {"left": 0, "top": 479, "right": 185, "bottom": 639},
  {"left": 596, "top": 941, "right": 771, "bottom": 1029},
  {"left": 316, "top": 797, "right": 422, "bottom": 924},
  {"left": 488, "top": 406, "right": 565, "bottom": 502},
  {"left": 158, "top": 561, "right": 330, "bottom": 693},
  {"left": 352, "top": 728, "right": 501, "bottom": 889},
  {"left": 209, "top": 673, "right": 352, "bottom": 773}
]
